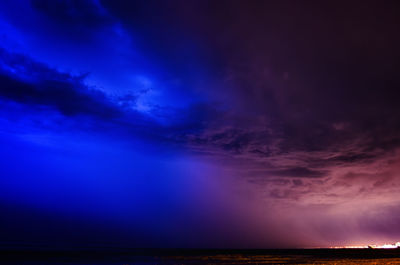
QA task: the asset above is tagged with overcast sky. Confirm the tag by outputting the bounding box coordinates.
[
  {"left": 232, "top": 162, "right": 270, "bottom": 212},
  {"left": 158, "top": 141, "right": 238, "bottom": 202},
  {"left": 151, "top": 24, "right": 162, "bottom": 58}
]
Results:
[{"left": 1, "top": 0, "right": 400, "bottom": 248}]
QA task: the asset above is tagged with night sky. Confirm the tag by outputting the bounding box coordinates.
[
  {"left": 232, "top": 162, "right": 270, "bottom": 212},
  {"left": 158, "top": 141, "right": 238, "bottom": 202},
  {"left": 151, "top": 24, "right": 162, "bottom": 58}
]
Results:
[{"left": 1, "top": 0, "right": 400, "bottom": 249}]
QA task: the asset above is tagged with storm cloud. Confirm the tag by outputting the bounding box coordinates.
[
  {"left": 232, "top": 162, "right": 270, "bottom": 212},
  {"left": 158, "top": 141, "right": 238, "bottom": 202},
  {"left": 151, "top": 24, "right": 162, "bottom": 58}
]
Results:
[{"left": 1, "top": 0, "right": 400, "bottom": 248}]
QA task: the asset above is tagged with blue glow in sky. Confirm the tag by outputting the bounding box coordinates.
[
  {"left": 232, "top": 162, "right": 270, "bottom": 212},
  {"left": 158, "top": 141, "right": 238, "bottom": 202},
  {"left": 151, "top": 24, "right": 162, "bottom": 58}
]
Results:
[
  {"left": 0, "top": 0, "right": 217, "bottom": 248},
  {"left": 3, "top": 0, "right": 400, "bottom": 249}
]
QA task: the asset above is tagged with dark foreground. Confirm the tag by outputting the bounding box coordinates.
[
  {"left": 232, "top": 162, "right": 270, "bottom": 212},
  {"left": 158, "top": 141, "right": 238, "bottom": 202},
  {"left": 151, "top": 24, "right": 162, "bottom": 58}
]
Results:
[{"left": 1, "top": 248, "right": 400, "bottom": 264}]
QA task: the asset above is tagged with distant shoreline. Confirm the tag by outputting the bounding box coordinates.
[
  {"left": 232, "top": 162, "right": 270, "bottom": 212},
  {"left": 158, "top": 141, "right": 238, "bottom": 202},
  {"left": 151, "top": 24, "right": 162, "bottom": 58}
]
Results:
[{"left": 1, "top": 247, "right": 400, "bottom": 263}]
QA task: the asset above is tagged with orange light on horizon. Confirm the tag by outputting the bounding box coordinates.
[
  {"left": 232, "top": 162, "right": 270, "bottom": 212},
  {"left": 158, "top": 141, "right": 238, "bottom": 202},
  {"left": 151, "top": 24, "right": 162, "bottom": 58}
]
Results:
[{"left": 330, "top": 242, "right": 400, "bottom": 249}]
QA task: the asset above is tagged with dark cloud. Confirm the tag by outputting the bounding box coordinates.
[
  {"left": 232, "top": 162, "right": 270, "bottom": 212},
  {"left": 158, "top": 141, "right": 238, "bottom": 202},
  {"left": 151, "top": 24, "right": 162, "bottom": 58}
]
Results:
[
  {"left": 117, "top": 0, "right": 400, "bottom": 189},
  {"left": 1, "top": 1, "right": 396, "bottom": 168},
  {"left": 327, "top": 153, "right": 377, "bottom": 164},
  {"left": 292, "top": 179, "right": 303, "bottom": 186},
  {"left": 0, "top": 48, "right": 119, "bottom": 119},
  {"left": 266, "top": 167, "right": 326, "bottom": 179},
  {"left": 98, "top": 0, "right": 400, "bottom": 155},
  {"left": 0, "top": 48, "right": 210, "bottom": 147}
]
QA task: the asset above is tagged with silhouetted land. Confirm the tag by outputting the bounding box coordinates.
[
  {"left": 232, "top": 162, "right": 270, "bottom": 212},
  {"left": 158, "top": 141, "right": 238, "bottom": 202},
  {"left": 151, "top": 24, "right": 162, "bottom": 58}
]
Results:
[{"left": 1, "top": 248, "right": 400, "bottom": 264}]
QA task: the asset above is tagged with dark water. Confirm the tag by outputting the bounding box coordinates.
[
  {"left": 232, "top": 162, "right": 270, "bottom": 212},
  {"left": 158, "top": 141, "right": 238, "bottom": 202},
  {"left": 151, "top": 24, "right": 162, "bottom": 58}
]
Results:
[{"left": 2, "top": 249, "right": 400, "bottom": 264}]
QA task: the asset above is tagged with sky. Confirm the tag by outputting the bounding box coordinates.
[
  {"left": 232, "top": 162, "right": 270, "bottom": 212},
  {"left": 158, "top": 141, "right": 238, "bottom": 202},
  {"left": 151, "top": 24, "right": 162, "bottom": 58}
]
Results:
[{"left": 1, "top": 0, "right": 400, "bottom": 249}]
